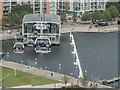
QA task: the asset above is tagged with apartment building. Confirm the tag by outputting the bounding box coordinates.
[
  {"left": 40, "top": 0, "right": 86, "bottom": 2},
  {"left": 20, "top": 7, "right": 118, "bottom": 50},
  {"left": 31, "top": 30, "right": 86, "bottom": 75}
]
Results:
[
  {"left": 0, "top": 0, "right": 3, "bottom": 20},
  {"left": 0, "top": 0, "right": 32, "bottom": 19},
  {"left": 58, "top": 0, "right": 107, "bottom": 16},
  {"left": 33, "top": 0, "right": 57, "bottom": 14},
  {"left": 18, "top": 0, "right": 33, "bottom": 5},
  {"left": 0, "top": 0, "right": 107, "bottom": 20},
  {"left": 0, "top": 0, "right": 57, "bottom": 19},
  {"left": 3, "top": 0, "right": 19, "bottom": 16}
]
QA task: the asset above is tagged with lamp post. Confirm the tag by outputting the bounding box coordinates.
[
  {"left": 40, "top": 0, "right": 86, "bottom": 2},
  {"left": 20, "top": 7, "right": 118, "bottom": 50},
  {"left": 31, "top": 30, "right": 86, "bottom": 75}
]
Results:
[
  {"left": 114, "top": 77, "right": 116, "bottom": 87},
  {"left": 7, "top": 52, "right": 9, "bottom": 60},
  {"left": 21, "top": 60, "right": 23, "bottom": 70},
  {"left": 45, "top": 67, "right": 48, "bottom": 77},
  {"left": 35, "top": 58, "right": 37, "bottom": 67},
  {"left": 85, "top": 70, "right": 87, "bottom": 78},
  {"left": 70, "top": 73, "right": 73, "bottom": 85},
  {"left": 45, "top": 67, "right": 47, "bottom": 70},
  {"left": 35, "top": 61, "right": 37, "bottom": 66},
  {"left": 35, "top": 58, "right": 37, "bottom": 61},
  {"left": 34, "top": 58, "right": 37, "bottom": 73},
  {"left": 84, "top": 70, "right": 87, "bottom": 87},
  {"left": 59, "top": 64, "right": 61, "bottom": 73}
]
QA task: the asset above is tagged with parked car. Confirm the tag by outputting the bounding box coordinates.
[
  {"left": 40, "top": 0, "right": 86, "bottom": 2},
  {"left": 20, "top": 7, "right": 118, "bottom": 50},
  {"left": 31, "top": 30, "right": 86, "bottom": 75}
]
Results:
[
  {"left": 97, "top": 21, "right": 108, "bottom": 26},
  {"left": 117, "top": 20, "right": 120, "bottom": 24},
  {"left": 92, "top": 19, "right": 98, "bottom": 24},
  {"left": 95, "top": 24, "right": 98, "bottom": 27}
]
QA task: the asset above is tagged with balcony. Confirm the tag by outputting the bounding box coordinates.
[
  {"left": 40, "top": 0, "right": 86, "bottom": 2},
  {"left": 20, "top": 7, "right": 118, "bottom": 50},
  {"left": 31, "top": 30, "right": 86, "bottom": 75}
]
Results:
[
  {"left": 3, "top": 8, "right": 9, "bottom": 11},
  {"left": 3, "top": 4, "right": 10, "bottom": 7}
]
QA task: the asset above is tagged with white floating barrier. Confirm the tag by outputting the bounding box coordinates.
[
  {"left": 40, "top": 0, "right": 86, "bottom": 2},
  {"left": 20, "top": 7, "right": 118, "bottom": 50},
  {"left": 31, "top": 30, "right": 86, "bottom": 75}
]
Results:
[{"left": 69, "top": 32, "right": 83, "bottom": 78}]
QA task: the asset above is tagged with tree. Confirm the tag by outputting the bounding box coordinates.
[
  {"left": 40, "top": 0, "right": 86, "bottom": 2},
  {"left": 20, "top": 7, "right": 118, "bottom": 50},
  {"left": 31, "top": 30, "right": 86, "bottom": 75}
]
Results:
[
  {"left": 2, "top": 16, "right": 10, "bottom": 27},
  {"left": 107, "top": 5, "right": 119, "bottom": 19},
  {"left": 81, "top": 12, "right": 91, "bottom": 21},
  {"left": 102, "top": 10, "right": 112, "bottom": 20},
  {"left": 72, "top": 14, "right": 77, "bottom": 22},
  {"left": 91, "top": 10, "right": 102, "bottom": 20},
  {"left": 8, "top": 4, "right": 33, "bottom": 25},
  {"left": 106, "top": 2, "right": 120, "bottom": 13},
  {"left": 57, "top": 13, "right": 66, "bottom": 24},
  {"left": 61, "top": 75, "right": 70, "bottom": 87},
  {"left": 61, "top": 70, "right": 70, "bottom": 87},
  {"left": 79, "top": 71, "right": 88, "bottom": 87}
]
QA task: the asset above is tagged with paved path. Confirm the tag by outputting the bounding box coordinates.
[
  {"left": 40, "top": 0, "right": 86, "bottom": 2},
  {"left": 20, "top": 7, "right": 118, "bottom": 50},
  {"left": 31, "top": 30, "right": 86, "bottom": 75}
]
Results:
[
  {"left": 11, "top": 83, "right": 71, "bottom": 88},
  {"left": 61, "top": 25, "right": 118, "bottom": 33},
  {"left": 0, "top": 32, "right": 22, "bottom": 40},
  {"left": 0, "top": 60, "right": 112, "bottom": 88},
  {"left": 0, "top": 25, "right": 119, "bottom": 40}
]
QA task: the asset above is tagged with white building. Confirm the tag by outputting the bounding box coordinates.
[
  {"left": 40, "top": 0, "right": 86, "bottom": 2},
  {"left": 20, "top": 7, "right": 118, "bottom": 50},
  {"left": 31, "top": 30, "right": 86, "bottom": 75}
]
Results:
[
  {"left": 22, "top": 14, "right": 61, "bottom": 45},
  {"left": 1, "top": 0, "right": 107, "bottom": 18}
]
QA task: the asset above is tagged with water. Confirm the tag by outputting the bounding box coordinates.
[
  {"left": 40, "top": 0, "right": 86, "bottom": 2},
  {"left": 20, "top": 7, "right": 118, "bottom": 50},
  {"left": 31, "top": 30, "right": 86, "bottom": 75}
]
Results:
[
  {"left": 2, "top": 32, "right": 119, "bottom": 88},
  {"left": 2, "top": 33, "right": 76, "bottom": 75},
  {"left": 74, "top": 32, "right": 118, "bottom": 80}
]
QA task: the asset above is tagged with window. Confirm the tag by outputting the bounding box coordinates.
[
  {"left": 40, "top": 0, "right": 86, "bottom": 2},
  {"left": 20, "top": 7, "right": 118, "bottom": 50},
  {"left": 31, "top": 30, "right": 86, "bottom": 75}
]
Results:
[
  {"left": 50, "top": 23, "right": 58, "bottom": 33},
  {"left": 27, "top": 23, "right": 33, "bottom": 33}
]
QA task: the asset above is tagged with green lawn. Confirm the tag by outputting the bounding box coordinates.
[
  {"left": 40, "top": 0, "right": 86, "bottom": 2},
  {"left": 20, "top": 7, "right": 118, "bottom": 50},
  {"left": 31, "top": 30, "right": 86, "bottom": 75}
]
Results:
[{"left": 1, "top": 66, "right": 60, "bottom": 88}]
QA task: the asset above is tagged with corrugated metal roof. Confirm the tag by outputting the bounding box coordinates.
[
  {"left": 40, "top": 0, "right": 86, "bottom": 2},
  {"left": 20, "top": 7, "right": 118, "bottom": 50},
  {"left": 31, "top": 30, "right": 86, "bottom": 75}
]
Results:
[{"left": 22, "top": 14, "right": 61, "bottom": 23}]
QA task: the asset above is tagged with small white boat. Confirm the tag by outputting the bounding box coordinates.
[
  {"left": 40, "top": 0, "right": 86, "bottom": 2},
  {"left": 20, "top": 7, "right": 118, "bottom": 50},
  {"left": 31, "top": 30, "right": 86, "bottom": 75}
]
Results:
[
  {"left": 34, "top": 36, "right": 51, "bottom": 53},
  {"left": 27, "top": 39, "right": 34, "bottom": 46},
  {"left": 13, "top": 42, "right": 24, "bottom": 53}
]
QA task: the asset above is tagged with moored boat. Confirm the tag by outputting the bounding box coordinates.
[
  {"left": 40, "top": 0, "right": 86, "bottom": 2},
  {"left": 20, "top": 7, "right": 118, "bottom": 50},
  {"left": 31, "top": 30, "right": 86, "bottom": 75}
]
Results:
[
  {"left": 34, "top": 36, "right": 51, "bottom": 53},
  {"left": 27, "top": 39, "right": 34, "bottom": 46},
  {"left": 13, "top": 42, "right": 24, "bottom": 53}
]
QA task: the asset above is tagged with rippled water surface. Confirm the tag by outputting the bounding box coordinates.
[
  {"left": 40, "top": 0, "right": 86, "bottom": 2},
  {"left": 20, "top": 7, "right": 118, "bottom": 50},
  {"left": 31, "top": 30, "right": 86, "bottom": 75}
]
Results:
[{"left": 2, "top": 32, "right": 118, "bottom": 87}]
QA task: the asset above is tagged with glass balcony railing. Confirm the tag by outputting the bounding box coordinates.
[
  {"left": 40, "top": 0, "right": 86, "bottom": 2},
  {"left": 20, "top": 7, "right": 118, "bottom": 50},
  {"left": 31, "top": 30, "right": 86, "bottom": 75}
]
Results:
[
  {"left": 3, "top": 8, "right": 9, "bottom": 11},
  {"left": 3, "top": 4, "right": 10, "bottom": 6}
]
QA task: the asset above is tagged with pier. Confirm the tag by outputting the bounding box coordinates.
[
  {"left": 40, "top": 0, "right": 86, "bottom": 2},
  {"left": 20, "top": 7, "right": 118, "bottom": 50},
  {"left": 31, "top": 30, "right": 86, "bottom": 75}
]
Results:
[
  {"left": 101, "top": 77, "right": 120, "bottom": 85},
  {"left": 69, "top": 32, "right": 83, "bottom": 78}
]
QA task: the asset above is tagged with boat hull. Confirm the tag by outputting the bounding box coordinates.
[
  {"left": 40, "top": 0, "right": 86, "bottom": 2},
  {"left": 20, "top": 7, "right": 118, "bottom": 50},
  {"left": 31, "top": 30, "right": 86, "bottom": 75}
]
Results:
[
  {"left": 13, "top": 50, "right": 24, "bottom": 53},
  {"left": 27, "top": 44, "right": 34, "bottom": 47},
  {"left": 35, "top": 48, "right": 51, "bottom": 53}
]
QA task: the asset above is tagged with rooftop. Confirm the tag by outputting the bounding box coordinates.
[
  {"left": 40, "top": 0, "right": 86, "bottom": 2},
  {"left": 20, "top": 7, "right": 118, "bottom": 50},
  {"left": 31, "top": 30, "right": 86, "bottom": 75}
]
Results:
[{"left": 22, "top": 14, "right": 61, "bottom": 23}]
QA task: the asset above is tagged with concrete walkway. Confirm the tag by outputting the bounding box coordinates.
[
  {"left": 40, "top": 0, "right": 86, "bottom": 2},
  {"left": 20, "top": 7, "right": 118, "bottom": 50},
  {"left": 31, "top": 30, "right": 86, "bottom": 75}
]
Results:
[
  {"left": 61, "top": 25, "right": 118, "bottom": 33},
  {"left": 0, "top": 60, "right": 112, "bottom": 88},
  {"left": 0, "top": 25, "right": 119, "bottom": 40},
  {"left": 11, "top": 83, "right": 71, "bottom": 88}
]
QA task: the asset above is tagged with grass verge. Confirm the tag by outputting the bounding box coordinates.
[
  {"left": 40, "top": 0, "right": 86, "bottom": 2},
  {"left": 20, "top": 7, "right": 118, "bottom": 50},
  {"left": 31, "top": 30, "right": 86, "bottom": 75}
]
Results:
[{"left": 1, "top": 66, "right": 60, "bottom": 88}]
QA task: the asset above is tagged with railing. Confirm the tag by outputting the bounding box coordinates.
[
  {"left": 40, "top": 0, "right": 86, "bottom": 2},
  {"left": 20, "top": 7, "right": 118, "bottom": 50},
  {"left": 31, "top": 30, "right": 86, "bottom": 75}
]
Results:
[
  {"left": 101, "top": 77, "right": 120, "bottom": 84},
  {"left": 69, "top": 32, "right": 83, "bottom": 78}
]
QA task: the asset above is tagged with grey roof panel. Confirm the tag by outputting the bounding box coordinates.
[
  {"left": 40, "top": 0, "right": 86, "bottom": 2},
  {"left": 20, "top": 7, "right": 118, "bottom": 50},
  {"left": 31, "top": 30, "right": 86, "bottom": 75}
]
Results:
[{"left": 23, "top": 14, "right": 61, "bottom": 23}]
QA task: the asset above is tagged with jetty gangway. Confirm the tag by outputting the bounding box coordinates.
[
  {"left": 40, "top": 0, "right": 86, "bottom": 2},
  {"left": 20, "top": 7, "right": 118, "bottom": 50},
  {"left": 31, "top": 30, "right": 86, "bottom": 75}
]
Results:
[{"left": 69, "top": 32, "right": 83, "bottom": 78}]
